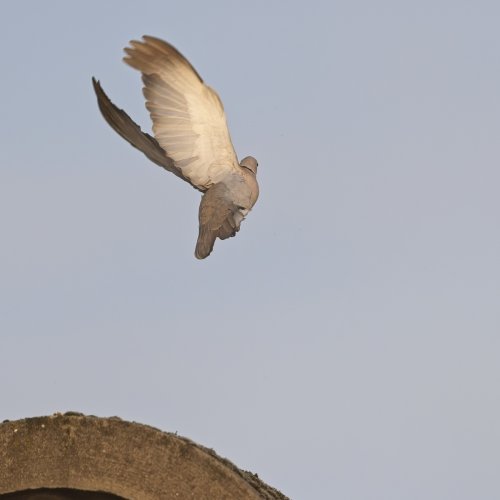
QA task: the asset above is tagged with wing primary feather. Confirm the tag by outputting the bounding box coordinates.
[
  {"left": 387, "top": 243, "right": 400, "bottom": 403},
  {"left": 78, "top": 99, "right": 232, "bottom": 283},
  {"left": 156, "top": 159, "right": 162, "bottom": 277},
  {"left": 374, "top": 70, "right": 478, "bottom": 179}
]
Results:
[
  {"left": 141, "top": 35, "right": 204, "bottom": 83},
  {"left": 91, "top": 77, "right": 203, "bottom": 191},
  {"left": 122, "top": 36, "right": 240, "bottom": 191}
]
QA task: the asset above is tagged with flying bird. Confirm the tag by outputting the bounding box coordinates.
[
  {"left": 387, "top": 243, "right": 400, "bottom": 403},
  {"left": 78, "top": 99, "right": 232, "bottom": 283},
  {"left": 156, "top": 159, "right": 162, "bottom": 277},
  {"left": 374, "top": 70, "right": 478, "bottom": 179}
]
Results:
[{"left": 92, "top": 36, "right": 259, "bottom": 259}]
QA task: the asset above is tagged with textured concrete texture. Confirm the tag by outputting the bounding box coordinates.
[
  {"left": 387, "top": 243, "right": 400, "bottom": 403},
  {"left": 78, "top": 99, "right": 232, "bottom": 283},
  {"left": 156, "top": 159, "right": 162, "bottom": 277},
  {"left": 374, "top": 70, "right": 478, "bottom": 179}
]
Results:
[
  {"left": 0, "top": 488, "right": 124, "bottom": 499},
  {"left": 0, "top": 413, "right": 288, "bottom": 500}
]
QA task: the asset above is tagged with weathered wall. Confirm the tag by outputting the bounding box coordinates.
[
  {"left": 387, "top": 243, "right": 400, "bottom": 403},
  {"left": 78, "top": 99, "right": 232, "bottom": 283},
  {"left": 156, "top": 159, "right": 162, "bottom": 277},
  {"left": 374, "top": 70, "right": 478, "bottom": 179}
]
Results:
[{"left": 0, "top": 414, "right": 287, "bottom": 500}]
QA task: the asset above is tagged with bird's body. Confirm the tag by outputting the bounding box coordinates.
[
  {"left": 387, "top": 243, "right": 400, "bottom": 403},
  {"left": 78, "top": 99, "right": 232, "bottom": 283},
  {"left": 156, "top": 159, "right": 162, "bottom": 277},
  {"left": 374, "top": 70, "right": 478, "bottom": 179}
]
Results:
[
  {"left": 196, "top": 165, "right": 259, "bottom": 259},
  {"left": 93, "top": 36, "right": 259, "bottom": 259}
]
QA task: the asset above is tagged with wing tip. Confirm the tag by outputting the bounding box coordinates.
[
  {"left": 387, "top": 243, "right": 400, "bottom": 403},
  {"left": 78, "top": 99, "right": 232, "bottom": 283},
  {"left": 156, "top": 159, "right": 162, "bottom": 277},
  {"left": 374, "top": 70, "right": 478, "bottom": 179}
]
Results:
[
  {"left": 91, "top": 76, "right": 100, "bottom": 91},
  {"left": 91, "top": 77, "right": 107, "bottom": 105},
  {"left": 122, "top": 35, "right": 204, "bottom": 83}
]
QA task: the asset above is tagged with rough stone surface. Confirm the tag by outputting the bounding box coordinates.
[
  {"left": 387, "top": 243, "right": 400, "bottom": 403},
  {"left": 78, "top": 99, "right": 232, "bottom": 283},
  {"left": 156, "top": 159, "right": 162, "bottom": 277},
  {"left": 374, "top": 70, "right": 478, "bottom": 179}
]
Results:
[
  {"left": 0, "top": 414, "right": 288, "bottom": 500},
  {"left": 0, "top": 488, "right": 123, "bottom": 499}
]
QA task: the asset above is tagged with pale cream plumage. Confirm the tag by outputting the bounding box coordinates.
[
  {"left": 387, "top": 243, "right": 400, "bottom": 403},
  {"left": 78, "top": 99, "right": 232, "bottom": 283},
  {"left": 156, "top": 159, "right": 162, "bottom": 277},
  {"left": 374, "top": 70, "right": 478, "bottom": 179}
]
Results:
[
  {"left": 124, "top": 36, "right": 240, "bottom": 190},
  {"left": 93, "top": 36, "right": 259, "bottom": 259}
]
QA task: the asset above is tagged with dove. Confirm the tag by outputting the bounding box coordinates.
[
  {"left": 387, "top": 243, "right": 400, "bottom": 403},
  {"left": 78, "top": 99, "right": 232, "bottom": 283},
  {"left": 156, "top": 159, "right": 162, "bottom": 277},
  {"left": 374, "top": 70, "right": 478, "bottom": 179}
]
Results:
[{"left": 92, "top": 36, "right": 259, "bottom": 259}]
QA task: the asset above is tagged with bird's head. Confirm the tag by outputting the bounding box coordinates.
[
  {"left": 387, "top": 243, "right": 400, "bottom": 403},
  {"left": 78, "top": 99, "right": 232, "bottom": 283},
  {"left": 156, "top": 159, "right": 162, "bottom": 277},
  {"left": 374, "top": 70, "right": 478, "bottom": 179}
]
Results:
[{"left": 240, "top": 156, "right": 258, "bottom": 175}]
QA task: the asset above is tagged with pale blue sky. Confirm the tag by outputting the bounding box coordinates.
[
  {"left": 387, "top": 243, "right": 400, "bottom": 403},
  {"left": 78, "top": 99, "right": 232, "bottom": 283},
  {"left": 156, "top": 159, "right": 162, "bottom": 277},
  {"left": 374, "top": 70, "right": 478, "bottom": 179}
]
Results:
[{"left": 1, "top": 1, "right": 500, "bottom": 499}]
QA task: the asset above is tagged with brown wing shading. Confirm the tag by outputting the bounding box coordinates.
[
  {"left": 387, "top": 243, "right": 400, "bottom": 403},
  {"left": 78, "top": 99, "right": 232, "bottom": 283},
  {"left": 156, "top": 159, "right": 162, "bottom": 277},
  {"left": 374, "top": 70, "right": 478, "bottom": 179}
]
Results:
[
  {"left": 92, "top": 77, "right": 202, "bottom": 190},
  {"left": 195, "top": 183, "right": 242, "bottom": 259}
]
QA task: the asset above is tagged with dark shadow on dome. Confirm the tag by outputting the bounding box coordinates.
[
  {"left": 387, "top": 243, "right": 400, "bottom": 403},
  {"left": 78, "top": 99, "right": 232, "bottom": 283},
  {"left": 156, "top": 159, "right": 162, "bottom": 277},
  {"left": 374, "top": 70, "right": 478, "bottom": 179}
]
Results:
[{"left": 0, "top": 488, "right": 125, "bottom": 499}]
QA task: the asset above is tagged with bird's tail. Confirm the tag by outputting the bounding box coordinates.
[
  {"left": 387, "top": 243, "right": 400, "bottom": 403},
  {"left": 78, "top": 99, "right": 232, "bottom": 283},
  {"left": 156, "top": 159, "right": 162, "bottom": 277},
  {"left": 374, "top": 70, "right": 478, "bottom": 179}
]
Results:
[{"left": 195, "top": 228, "right": 217, "bottom": 260}]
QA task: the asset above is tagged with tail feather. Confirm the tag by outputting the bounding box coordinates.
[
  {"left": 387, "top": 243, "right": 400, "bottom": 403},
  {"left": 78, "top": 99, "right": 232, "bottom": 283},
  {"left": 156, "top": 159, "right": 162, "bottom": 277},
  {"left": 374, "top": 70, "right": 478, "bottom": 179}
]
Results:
[
  {"left": 195, "top": 227, "right": 217, "bottom": 259},
  {"left": 195, "top": 183, "right": 244, "bottom": 259}
]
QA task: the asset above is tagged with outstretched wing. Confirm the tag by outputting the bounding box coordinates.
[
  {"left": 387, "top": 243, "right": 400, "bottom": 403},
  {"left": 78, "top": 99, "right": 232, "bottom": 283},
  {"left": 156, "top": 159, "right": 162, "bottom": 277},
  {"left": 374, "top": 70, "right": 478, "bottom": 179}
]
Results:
[
  {"left": 124, "top": 36, "right": 239, "bottom": 191},
  {"left": 195, "top": 183, "right": 243, "bottom": 259},
  {"left": 92, "top": 78, "right": 200, "bottom": 188}
]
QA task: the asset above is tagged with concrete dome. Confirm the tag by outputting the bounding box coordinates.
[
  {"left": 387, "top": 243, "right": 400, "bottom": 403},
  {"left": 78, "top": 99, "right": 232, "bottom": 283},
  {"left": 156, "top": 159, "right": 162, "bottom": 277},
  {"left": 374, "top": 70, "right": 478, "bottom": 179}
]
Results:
[{"left": 0, "top": 413, "right": 287, "bottom": 500}]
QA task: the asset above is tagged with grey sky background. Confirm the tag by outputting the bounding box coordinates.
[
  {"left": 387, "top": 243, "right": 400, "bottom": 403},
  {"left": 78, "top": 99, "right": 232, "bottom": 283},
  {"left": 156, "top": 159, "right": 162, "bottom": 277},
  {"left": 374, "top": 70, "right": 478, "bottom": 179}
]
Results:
[{"left": 1, "top": 1, "right": 499, "bottom": 499}]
